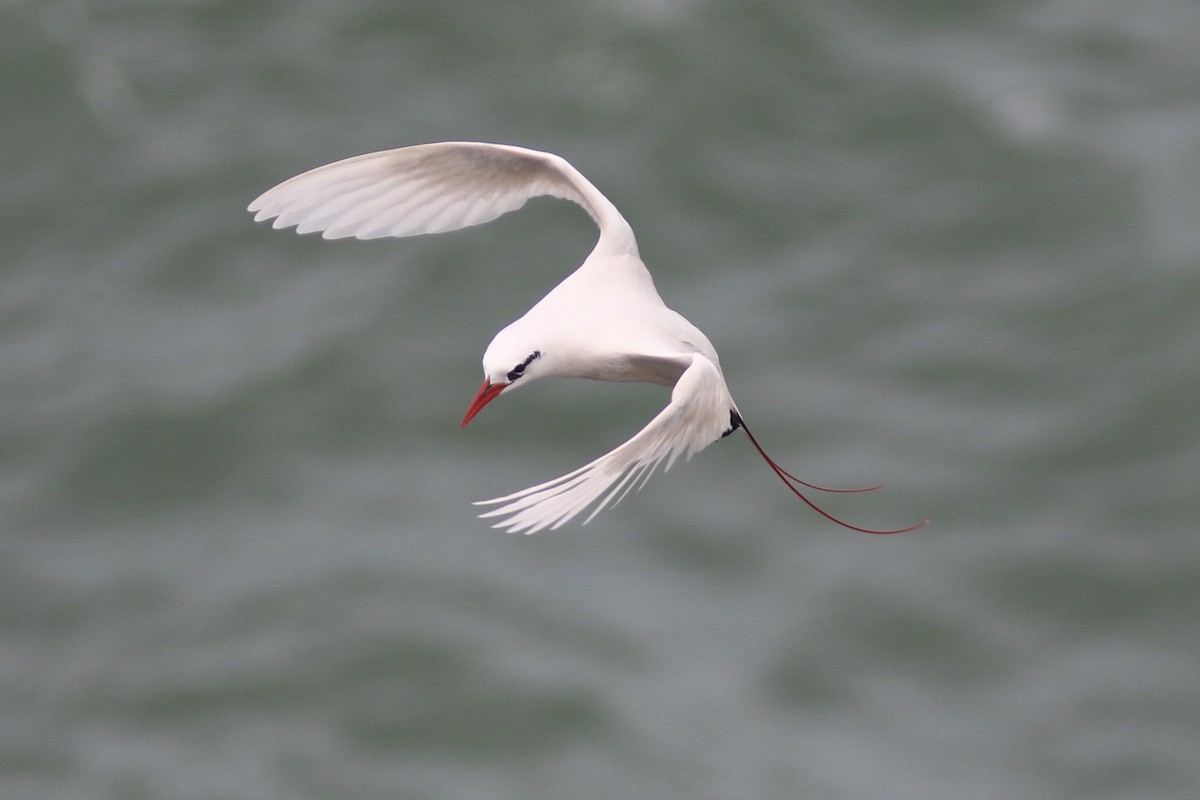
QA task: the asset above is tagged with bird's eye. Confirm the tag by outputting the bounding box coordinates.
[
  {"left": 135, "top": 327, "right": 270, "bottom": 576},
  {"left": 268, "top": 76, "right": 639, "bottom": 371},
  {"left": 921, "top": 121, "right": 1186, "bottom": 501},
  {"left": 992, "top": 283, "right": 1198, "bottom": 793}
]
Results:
[{"left": 506, "top": 350, "right": 542, "bottom": 382}]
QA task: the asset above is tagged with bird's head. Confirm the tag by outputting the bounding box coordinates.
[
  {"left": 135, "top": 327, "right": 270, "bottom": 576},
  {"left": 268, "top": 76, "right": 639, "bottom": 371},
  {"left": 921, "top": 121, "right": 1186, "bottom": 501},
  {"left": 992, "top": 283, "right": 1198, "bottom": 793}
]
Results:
[{"left": 460, "top": 334, "right": 547, "bottom": 428}]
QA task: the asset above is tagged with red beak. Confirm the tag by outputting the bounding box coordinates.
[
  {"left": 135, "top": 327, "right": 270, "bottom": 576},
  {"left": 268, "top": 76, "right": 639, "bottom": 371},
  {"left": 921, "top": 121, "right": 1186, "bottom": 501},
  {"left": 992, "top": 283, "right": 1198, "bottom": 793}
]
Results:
[{"left": 461, "top": 378, "right": 506, "bottom": 428}]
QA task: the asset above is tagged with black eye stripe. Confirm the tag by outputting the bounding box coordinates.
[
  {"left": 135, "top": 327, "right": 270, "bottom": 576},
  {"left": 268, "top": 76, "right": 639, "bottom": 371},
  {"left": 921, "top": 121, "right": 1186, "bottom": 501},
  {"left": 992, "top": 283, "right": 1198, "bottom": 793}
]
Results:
[{"left": 506, "top": 350, "right": 542, "bottom": 382}]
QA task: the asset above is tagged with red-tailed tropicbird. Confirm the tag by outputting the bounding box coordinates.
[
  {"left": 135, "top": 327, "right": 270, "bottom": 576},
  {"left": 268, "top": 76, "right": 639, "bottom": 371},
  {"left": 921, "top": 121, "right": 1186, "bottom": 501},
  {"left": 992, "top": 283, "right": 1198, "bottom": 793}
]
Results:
[{"left": 249, "top": 142, "right": 926, "bottom": 535}]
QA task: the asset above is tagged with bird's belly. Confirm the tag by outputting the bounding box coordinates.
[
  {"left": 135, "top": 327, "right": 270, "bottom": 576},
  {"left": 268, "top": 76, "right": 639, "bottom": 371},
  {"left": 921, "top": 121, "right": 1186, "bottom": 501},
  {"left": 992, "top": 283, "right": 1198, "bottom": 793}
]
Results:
[{"left": 570, "top": 352, "right": 687, "bottom": 386}]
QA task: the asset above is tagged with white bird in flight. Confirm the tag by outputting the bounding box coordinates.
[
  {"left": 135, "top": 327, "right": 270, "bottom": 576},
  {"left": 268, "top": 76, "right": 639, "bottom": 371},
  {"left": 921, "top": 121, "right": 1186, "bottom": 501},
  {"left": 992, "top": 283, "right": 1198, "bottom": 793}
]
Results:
[{"left": 248, "top": 142, "right": 925, "bottom": 535}]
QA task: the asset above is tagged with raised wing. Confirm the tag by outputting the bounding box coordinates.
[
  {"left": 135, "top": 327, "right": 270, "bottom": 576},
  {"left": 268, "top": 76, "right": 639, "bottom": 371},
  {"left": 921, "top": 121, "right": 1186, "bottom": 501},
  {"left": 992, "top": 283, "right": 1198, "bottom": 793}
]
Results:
[
  {"left": 475, "top": 354, "right": 736, "bottom": 534},
  {"left": 248, "top": 141, "right": 634, "bottom": 252}
]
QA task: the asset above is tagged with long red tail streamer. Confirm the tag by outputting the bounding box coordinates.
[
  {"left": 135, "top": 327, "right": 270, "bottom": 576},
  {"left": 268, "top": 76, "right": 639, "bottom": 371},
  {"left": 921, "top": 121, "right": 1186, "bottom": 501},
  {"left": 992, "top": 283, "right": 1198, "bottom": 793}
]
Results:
[{"left": 738, "top": 418, "right": 927, "bottom": 535}]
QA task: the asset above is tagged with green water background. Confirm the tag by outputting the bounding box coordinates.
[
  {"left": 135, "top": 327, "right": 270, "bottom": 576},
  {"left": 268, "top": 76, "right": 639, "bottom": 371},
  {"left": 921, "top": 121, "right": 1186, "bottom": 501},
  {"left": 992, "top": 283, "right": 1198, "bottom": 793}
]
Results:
[{"left": 3, "top": 1, "right": 1199, "bottom": 798}]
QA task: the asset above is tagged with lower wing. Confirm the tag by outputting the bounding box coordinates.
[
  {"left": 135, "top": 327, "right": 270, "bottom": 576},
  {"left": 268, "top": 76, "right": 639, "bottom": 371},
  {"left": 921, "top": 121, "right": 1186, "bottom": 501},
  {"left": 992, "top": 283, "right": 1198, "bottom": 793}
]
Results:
[{"left": 474, "top": 354, "right": 735, "bottom": 534}]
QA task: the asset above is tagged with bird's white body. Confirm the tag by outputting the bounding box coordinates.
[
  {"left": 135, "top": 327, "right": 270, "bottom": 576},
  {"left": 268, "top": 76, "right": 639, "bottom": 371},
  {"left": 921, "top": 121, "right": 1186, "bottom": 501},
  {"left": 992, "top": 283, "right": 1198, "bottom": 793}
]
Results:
[{"left": 249, "top": 142, "right": 922, "bottom": 535}]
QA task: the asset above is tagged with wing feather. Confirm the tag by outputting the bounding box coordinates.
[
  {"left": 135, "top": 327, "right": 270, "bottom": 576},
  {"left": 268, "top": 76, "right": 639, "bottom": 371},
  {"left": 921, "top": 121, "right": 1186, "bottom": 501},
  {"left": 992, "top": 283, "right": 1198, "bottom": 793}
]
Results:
[
  {"left": 474, "top": 354, "right": 735, "bottom": 534},
  {"left": 249, "top": 142, "right": 635, "bottom": 253}
]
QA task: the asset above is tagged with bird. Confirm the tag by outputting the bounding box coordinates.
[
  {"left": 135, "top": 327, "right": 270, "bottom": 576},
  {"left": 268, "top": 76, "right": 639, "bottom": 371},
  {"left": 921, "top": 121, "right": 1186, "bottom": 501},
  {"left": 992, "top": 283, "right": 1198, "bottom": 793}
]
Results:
[{"left": 248, "top": 142, "right": 926, "bottom": 535}]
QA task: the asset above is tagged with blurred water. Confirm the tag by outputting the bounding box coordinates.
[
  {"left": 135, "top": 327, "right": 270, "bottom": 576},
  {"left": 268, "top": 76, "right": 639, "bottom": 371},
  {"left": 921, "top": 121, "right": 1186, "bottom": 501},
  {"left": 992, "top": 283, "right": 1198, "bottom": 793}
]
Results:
[{"left": 3, "top": 0, "right": 1199, "bottom": 798}]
